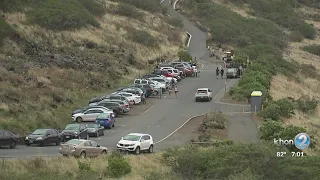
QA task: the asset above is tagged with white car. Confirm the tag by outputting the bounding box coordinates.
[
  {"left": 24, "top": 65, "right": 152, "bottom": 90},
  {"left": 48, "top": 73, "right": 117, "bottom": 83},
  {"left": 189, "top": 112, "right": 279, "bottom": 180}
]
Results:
[
  {"left": 195, "top": 88, "right": 212, "bottom": 102},
  {"left": 116, "top": 133, "right": 154, "bottom": 155},
  {"left": 166, "top": 69, "right": 180, "bottom": 77},
  {"left": 149, "top": 77, "right": 167, "bottom": 89},
  {"left": 160, "top": 67, "right": 174, "bottom": 70},
  {"left": 72, "top": 108, "right": 113, "bottom": 122},
  {"left": 117, "top": 92, "right": 142, "bottom": 104}
]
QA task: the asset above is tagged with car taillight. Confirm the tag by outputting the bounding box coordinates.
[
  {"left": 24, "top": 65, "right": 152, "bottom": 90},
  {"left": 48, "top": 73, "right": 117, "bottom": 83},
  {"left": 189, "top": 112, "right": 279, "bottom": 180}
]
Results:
[{"left": 125, "top": 104, "right": 129, "bottom": 107}]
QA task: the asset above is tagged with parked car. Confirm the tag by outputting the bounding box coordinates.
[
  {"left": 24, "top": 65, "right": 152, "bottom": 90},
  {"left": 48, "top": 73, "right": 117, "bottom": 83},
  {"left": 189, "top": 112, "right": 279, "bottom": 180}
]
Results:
[
  {"left": 149, "top": 77, "right": 168, "bottom": 89},
  {"left": 95, "top": 113, "right": 115, "bottom": 129},
  {"left": 226, "top": 68, "right": 240, "bottom": 79},
  {"left": 121, "top": 88, "right": 144, "bottom": 97},
  {"left": 86, "top": 124, "right": 104, "bottom": 137},
  {"left": 72, "top": 108, "right": 113, "bottom": 122},
  {"left": 117, "top": 92, "right": 142, "bottom": 104},
  {"left": 0, "top": 130, "right": 19, "bottom": 149},
  {"left": 195, "top": 88, "right": 213, "bottom": 102},
  {"left": 107, "top": 95, "right": 131, "bottom": 105},
  {"left": 72, "top": 106, "right": 113, "bottom": 116},
  {"left": 134, "top": 79, "right": 142, "bottom": 84},
  {"left": 166, "top": 69, "right": 180, "bottom": 79},
  {"left": 60, "top": 123, "right": 89, "bottom": 142},
  {"left": 132, "top": 84, "right": 153, "bottom": 97},
  {"left": 59, "top": 139, "right": 107, "bottom": 158},
  {"left": 103, "top": 99, "right": 130, "bottom": 113},
  {"left": 171, "top": 62, "right": 182, "bottom": 67},
  {"left": 25, "top": 128, "right": 61, "bottom": 146},
  {"left": 174, "top": 64, "right": 193, "bottom": 76},
  {"left": 96, "top": 101, "right": 124, "bottom": 117},
  {"left": 88, "top": 97, "right": 104, "bottom": 104},
  {"left": 117, "top": 133, "right": 154, "bottom": 155}
]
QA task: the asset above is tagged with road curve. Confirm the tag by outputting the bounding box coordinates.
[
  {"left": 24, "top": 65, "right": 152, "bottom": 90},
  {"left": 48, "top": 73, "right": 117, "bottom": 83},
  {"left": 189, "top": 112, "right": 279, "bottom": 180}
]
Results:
[{"left": 0, "top": 1, "right": 253, "bottom": 157}]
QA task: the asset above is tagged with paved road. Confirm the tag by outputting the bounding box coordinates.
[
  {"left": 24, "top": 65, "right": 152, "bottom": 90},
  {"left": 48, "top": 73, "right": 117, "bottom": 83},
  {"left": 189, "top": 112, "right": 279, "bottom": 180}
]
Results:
[{"left": 0, "top": 1, "right": 257, "bottom": 157}]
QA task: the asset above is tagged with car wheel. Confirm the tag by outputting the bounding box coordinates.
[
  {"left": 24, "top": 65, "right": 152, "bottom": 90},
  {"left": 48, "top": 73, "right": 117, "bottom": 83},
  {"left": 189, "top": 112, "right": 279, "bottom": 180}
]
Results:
[
  {"left": 10, "top": 141, "right": 16, "bottom": 149},
  {"left": 26, "top": 142, "right": 31, "bottom": 146},
  {"left": 101, "top": 150, "right": 107, "bottom": 155},
  {"left": 112, "top": 123, "right": 115, "bottom": 127},
  {"left": 41, "top": 141, "right": 47, "bottom": 147},
  {"left": 76, "top": 117, "right": 83, "bottom": 122},
  {"left": 56, "top": 139, "right": 61, "bottom": 146},
  {"left": 134, "top": 146, "right": 140, "bottom": 155},
  {"left": 80, "top": 151, "right": 86, "bottom": 158},
  {"left": 148, "top": 145, "right": 154, "bottom": 153}
]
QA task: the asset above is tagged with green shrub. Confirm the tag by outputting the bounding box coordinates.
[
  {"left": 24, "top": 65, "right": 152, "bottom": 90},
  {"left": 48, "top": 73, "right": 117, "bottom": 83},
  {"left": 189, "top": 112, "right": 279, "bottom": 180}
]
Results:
[
  {"left": 111, "top": 0, "right": 164, "bottom": 13},
  {"left": 77, "top": 0, "right": 106, "bottom": 16},
  {"left": 238, "top": 71, "right": 271, "bottom": 89},
  {"left": 107, "top": 153, "right": 131, "bottom": 178},
  {"left": 177, "top": 50, "right": 192, "bottom": 61},
  {"left": 289, "top": 31, "right": 304, "bottom": 42},
  {"left": 162, "top": 143, "right": 320, "bottom": 180},
  {"left": 0, "top": 0, "right": 25, "bottom": 12},
  {"left": 302, "top": 44, "right": 320, "bottom": 56},
  {"left": 231, "top": 81, "right": 267, "bottom": 100},
  {"left": 262, "top": 101, "right": 281, "bottom": 120},
  {"left": 168, "top": 18, "right": 183, "bottom": 28},
  {"left": 115, "top": 3, "right": 144, "bottom": 20},
  {"left": 296, "top": 96, "right": 319, "bottom": 113},
  {"left": 0, "top": 17, "right": 16, "bottom": 45},
  {"left": 259, "top": 120, "right": 284, "bottom": 140},
  {"left": 77, "top": 160, "right": 91, "bottom": 171},
  {"left": 26, "top": 0, "right": 99, "bottom": 30},
  {"left": 275, "top": 98, "right": 295, "bottom": 118}
]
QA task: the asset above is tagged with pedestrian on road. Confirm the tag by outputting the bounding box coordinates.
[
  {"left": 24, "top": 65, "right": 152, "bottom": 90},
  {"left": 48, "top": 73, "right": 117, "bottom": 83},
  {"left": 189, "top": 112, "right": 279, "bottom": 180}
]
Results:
[
  {"left": 174, "top": 85, "right": 178, "bottom": 98},
  {"left": 216, "top": 67, "right": 219, "bottom": 79},
  {"left": 220, "top": 68, "right": 224, "bottom": 79},
  {"left": 142, "top": 93, "right": 146, "bottom": 104},
  {"left": 168, "top": 86, "right": 172, "bottom": 98}
]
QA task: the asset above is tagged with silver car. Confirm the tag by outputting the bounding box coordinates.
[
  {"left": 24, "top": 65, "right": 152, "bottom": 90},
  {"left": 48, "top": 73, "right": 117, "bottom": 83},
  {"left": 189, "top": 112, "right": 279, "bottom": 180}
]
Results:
[
  {"left": 72, "top": 108, "right": 113, "bottom": 122},
  {"left": 86, "top": 124, "right": 104, "bottom": 137},
  {"left": 103, "top": 99, "right": 130, "bottom": 113}
]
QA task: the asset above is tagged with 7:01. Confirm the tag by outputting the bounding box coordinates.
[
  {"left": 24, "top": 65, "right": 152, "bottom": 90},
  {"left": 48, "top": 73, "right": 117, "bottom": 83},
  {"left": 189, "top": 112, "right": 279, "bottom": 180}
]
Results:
[{"left": 291, "top": 152, "right": 304, "bottom": 157}]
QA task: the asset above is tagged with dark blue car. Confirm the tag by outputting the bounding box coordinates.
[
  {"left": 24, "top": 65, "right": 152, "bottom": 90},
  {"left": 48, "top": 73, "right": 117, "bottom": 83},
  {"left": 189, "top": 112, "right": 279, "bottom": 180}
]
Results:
[{"left": 95, "top": 113, "right": 115, "bottom": 129}]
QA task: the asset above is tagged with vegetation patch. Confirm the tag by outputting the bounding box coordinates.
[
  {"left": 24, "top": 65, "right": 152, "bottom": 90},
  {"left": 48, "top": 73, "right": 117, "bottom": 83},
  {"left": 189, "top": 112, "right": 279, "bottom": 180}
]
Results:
[
  {"left": 112, "top": 3, "right": 144, "bottom": 20},
  {"left": 110, "top": 0, "right": 166, "bottom": 14},
  {"left": 197, "top": 112, "right": 227, "bottom": 142},
  {"left": 302, "top": 44, "right": 320, "bottom": 56},
  {"left": 0, "top": 17, "right": 16, "bottom": 45},
  {"left": 26, "top": 0, "right": 100, "bottom": 30},
  {"left": 128, "top": 28, "right": 159, "bottom": 48}
]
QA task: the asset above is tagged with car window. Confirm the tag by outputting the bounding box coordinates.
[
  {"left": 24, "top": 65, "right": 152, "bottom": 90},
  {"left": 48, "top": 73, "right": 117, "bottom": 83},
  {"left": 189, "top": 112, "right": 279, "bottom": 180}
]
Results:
[
  {"left": 51, "top": 130, "right": 58, "bottom": 136},
  {"left": 95, "top": 109, "right": 103, "bottom": 113},
  {"left": 197, "top": 90, "right": 208, "bottom": 93},
  {"left": 46, "top": 130, "right": 52, "bottom": 135},
  {"left": 84, "top": 141, "right": 91, "bottom": 146},
  {"left": 97, "top": 113, "right": 110, "bottom": 119},
  {"left": 134, "top": 79, "right": 140, "bottom": 84},
  {"left": 208, "top": 89, "right": 212, "bottom": 92},
  {"left": 65, "top": 124, "right": 80, "bottom": 130},
  {"left": 143, "top": 135, "right": 150, "bottom": 140},
  {"left": 90, "top": 141, "right": 98, "bottom": 147},
  {"left": 85, "top": 110, "right": 95, "bottom": 114},
  {"left": 141, "top": 80, "right": 148, "bottom": 84},
  {"left": 4, "top": 131, "right": 12, "bottom": 137}
]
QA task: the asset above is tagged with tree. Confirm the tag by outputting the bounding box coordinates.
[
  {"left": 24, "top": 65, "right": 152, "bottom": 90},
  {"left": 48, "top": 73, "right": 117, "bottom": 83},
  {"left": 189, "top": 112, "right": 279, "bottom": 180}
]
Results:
[{"left": 178, "top": 50, "right": 192, "bottom": 62}]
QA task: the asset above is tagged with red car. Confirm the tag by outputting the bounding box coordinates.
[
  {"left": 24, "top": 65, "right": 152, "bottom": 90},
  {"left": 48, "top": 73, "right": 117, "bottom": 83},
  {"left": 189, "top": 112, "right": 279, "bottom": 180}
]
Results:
[
  {"left": 174, "top": 64, "right": 194, "bottom": 76},
  {"left": 153, "top": 69, "right": 174, "bottom": 77}
]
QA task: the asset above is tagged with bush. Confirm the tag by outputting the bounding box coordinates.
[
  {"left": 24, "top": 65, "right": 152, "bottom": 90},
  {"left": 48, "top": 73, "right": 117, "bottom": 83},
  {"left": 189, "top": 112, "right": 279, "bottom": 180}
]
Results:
[
  {"left": 262, "top": 101, "right": 281, "bottom": 120},
  {"left": 296, "top": 96, "right": 319, "bottom": 113},
  {"left": 77, "top": 0, "right": 106, "bottom": 16},
  {"left": 77, "top": 160, "right": 91, "bottom": 171},
  {"left": 0, "top": 17, "right": 16, "bottom": 45},
  {"left": 112, "top": 0, "right": 164, "bottom": 13},
  {"left": 302, "top": 44, "right": 320, "bottom": 56},
  {"left": 168, "top": 18, "right": 183, "bottom": 28},
  {"left": 289, "top": 31, "right": 304, "bottom": 42},
  {"left": 107, "top": 153, "right": 132, "bottom": 178},
  {"left": 162, "top": 143, "right": 320, "bottom": 180},
  {"left": 275, "top": 98, "right": 295, "bottom": 118},
  {"left": 26, "top": 0, "right": 99, "bottom": 30},
  {"left": 177, "top": 50, "right": 192, "bottom": 61},
  {"left": 115, "top": 3, "right": 144, "bottom": 20},
  {"left": 259, "top": 120, "right": 284, "bottom": 141},
  {"left": 128, "top": 28, "right": 159, "bottom": 47}
]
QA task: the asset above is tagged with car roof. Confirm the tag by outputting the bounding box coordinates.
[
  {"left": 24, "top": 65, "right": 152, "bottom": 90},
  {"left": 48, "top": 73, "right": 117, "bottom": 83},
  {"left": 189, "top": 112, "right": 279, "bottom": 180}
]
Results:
[
  {"left": 197, "top": 88, "right": 209, "bottom": 90},
  {"left": 127, "top": 133, "right": 150, "bottom": 136}
]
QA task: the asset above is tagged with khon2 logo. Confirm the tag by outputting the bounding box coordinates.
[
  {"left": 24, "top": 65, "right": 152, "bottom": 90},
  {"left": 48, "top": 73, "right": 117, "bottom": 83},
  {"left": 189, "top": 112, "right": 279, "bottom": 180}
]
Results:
[{"left": 273, "top": 133, "right": 311, "bottom": 150}]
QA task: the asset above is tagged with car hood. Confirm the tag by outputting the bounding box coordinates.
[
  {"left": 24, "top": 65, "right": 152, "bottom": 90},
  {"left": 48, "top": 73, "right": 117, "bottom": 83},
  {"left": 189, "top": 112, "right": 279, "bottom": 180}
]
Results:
[
  {"left": 27, "top": 134, "right": 45, "bottom": 139},
  {"left": 72, "top": 113, "right": 84, "bottom": 117},
  {"left": 72, "top": 109, "right": 83, "bottom": 115},
  {"left": 118, "top": 139, "right": 139, "bottom": 144}
]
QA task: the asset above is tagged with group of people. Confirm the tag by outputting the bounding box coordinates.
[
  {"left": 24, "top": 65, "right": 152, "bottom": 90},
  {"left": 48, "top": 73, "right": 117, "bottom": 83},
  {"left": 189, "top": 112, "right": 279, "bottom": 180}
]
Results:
[{"left": 216, "top": 65, "right": 224, "bottom": 79}]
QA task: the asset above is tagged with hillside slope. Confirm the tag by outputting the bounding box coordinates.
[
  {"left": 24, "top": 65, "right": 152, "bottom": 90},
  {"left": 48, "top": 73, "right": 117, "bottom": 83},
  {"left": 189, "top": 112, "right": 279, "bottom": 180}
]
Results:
[{"left": 0, "top": 0, "right": 185, "bottom": 133}]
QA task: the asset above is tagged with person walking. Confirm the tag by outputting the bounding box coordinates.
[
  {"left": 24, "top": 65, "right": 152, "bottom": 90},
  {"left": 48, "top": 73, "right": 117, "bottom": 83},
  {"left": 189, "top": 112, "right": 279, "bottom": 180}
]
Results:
[
  {"left": 220, "top": 68, "right": 224, "bottom": 79},
  {"left": 168, "top": 86, "right": 172, "bottom": 98},
  {"left": 216, "top": 67, "right": 219, "bottom": 79},
  {"left": 174, "top": 85, "right": 178, "bottom": 99},
  {"left": 142, "top": 92, "right": 146, "bottom": 104}
]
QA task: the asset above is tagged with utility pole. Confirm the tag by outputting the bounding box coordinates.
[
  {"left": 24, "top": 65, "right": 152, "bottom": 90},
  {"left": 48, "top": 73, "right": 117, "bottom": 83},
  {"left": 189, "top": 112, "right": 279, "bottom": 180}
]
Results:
[{"left": 224, "top": 78, "right": 227, "bottom": 94}]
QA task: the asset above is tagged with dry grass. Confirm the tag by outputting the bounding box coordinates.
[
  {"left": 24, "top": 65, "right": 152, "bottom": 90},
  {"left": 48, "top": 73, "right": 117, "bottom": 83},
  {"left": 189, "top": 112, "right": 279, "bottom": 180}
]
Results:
[
  {"left": 213, "top": 0, "right": 255, "bottom": 19},
  {"left": 0, "top": 153, "right": 172, "bottom": 180}
]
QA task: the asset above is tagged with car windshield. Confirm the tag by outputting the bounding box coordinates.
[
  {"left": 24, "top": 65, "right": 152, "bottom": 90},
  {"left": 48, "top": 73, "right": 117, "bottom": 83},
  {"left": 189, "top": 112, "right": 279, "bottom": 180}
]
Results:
[
  {"left": 86, "top": 124, "right": 98, "bottom": 128},
  {"left": 65, "top": 124, "right": 79, "bottom": 130},
  {"left": 66, "top": 139, "right": 82, "bottom": 145},
  {"left": 123, "top": 134, "right": 141, "bottom": 141},
  {"left": 97, "top": 113, "right": 110, "bottom": 119},
  {"left": 153, "top": 79, "right": 165, "bottom": 82},
  {"left": 32, "top": 129, "right": 47, "bottom": 135},
  {"left": 110, "top": 96, "right": 120, "bottom": 99},
  {"left": 197, "top": 90, "right": 208, "bottom": 93}
]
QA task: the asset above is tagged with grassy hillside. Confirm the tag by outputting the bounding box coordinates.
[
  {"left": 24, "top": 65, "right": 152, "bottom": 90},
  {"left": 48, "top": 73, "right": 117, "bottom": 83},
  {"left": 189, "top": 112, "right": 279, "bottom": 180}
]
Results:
[{"left": 0, "top": 0, "right": 185, "bottom": 134}]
